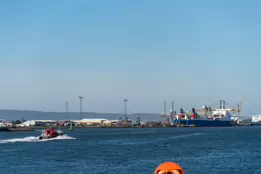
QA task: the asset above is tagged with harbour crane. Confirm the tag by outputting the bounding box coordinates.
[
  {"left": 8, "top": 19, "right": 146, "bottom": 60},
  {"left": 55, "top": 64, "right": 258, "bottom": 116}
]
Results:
[{"left": 160, "top": 98, "right": 244, "bottom": 118}]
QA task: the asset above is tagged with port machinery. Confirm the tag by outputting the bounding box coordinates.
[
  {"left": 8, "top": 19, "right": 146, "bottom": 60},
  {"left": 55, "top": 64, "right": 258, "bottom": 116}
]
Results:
[{"left": 160, "top": 98, "right": 244, "bottom": 123}]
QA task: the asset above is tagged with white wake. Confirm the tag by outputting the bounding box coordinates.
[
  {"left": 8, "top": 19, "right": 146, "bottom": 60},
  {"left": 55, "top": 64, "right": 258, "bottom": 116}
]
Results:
[{"left": 0, "top": 135, "right": 76, "bottom": 144}]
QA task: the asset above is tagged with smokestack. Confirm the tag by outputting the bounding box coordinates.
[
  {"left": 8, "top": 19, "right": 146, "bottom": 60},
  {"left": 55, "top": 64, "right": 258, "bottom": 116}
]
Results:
[
  {"left": 223, "top": 100, "right": 225, "bottom": 109},
  {"left": 220, "top": 100, "right": 222, "bottom": 109}
]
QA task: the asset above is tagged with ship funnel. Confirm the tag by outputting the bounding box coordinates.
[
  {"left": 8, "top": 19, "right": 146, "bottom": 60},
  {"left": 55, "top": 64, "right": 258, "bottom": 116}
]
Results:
[
  {"left": 220, "top": 100, "right": 222, "bottom": 109},
  {"left": 223, "top": 100, "right": 225, "bottom": 109}
]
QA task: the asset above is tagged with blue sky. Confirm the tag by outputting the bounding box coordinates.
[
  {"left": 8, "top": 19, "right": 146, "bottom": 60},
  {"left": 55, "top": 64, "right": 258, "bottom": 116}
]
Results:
[{"left": 0, "top": 0, "right": 261, "bottom": 115}]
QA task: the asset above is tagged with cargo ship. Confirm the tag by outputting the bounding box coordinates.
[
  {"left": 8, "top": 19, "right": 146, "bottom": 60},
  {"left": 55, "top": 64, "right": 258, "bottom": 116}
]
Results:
[
  {"left": 161, "top": 99, "right": 243, "bottom": 127},
  {"left": 174, "top": 107, "right": 233, "bottom": 127}
]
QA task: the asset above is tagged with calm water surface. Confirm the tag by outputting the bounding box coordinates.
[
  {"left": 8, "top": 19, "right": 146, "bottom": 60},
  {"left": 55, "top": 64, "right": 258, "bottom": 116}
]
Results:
[{"left": 0, "top": 126, "right": 261, "bottom": 174}]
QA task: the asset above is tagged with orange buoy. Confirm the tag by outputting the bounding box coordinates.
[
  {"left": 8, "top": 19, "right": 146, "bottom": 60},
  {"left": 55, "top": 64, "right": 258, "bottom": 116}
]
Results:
[{"left": 154, "top": 162, "right": 184, "bottom": 174}]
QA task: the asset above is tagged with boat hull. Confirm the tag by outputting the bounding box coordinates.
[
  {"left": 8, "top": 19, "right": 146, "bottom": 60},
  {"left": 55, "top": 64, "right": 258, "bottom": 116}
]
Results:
[
  {"left": 250, "top": 123, "right": 261, "bottom": 126},
  {"left": 39, "top": 133, "right": 63, "bottom": 140},
  {"left": 175, "top": 119, "right": 233, "bottom": 127},
  {"left": 39, "top": 136, "right": 57, "bottom": 140}
]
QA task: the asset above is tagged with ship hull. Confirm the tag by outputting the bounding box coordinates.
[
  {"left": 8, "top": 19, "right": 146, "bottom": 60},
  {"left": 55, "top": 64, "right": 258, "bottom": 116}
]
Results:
[
  {"left": 175, "top": 120, "right": 233, "bottom": 127},
  {"left": 250, "top": 122, "right": 261, "bottom": 126},
  {"left": 39, "top": 133, "right": 63, "bottom": 140}
]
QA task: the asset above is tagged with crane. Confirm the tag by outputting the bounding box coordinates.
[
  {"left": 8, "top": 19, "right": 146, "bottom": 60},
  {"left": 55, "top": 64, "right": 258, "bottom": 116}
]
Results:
[{"left": 160, "top": 98, "right": 244, "bottom": 118}]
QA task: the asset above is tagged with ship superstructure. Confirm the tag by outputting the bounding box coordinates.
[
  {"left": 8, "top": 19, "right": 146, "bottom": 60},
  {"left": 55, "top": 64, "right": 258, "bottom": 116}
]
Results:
[{"left": 251, "top": 114, "right": 261, "bottom": 125}]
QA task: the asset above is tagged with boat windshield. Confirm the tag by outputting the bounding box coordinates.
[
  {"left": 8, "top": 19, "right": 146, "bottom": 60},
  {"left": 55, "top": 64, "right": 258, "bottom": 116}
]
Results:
[{"left": 41, "top": 130, "right": 45, "bottom": 136}]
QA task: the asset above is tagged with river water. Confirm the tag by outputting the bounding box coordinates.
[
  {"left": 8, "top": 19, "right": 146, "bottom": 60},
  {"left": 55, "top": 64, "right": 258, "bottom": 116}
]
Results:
[{"left": 1, "top": 126, "right": 261, "bottom": 174}]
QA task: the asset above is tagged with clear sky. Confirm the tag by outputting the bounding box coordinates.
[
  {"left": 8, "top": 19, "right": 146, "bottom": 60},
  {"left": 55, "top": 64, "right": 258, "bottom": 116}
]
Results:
[{"left": 0, "top": 0, "right": 260, "bottom": 115}]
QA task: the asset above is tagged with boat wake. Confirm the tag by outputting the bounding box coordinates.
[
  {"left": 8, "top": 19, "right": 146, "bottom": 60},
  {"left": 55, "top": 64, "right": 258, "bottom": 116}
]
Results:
[{"left": 0, "top": 135, "right": 76, "bottom": 144}]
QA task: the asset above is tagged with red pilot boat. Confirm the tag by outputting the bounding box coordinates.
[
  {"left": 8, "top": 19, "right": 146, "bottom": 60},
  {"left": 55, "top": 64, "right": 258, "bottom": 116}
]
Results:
[{"left": 39, "top": 128, "right": 63, "bottom": 140}]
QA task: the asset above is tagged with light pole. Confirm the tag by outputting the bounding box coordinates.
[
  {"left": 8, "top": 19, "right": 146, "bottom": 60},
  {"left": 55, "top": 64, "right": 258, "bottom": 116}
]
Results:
[
  {"left": 124, "top": 99, "right": 128, "bottom": 122},
  {"left": 66, "top": 102, "right": 68, "bottom": 116},
  {"left": 171, "top": 101, "right": 174, "bottom": 122},
  {"left": 78, "top": 96, "right": 83, "bottom": 119}
]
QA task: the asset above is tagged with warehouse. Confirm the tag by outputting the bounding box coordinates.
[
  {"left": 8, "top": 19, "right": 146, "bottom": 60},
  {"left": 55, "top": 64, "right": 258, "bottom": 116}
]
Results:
[
  {"left": 21, "top": 120, "right": 57, "bottom": 126},
  {"left": 72, "top": 118, "right": 109, "bottom": 125}
]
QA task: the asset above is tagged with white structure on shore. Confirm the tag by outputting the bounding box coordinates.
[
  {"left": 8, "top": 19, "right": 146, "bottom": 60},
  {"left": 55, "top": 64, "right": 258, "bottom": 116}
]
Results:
[
  {"left": 252, "top": 114, "right": 261, "bottom": 123},
  {"left": 19, "top": 118, "right": 122, "bottom": 127},
  {"left": 20, "top": 120, "right": 57, "bottom": 126},
  {"left": 71, "top": 118, "right": 115, "bottom": 124}
]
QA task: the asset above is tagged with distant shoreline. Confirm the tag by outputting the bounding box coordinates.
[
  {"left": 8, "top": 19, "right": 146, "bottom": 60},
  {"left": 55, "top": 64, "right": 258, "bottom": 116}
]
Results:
[
  {"left": 0, "top": 110, "right": 161, "bottom": 122},
  {"left": 0, "top": 109, "right": 159, "bottom": 115}
]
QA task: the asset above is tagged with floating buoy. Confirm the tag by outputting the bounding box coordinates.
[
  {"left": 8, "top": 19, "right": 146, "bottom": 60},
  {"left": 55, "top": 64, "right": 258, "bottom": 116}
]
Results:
[{"left": 154, "top": 162, "right": 184, "bottom": 174}]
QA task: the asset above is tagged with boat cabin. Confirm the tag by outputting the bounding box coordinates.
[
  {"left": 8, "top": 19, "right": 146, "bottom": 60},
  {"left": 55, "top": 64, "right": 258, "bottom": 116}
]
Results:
[{"left": 41, "top": 128, "right": 58, "bottom": 137}]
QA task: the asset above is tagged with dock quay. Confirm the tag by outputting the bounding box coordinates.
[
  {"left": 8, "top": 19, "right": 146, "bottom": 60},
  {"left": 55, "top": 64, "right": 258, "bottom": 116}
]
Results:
[
  {"left": 1, "top": 116, "right": 234, "bottom": 131},
  {"left": 0, "top": 127, "right": 36, "bottom": 132},
  {"left": 29, "top": 123, "right": 196, "bottom": 130}
]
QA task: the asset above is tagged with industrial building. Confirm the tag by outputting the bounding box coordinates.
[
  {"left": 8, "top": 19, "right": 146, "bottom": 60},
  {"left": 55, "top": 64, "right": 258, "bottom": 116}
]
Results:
[{"left": 18, "top": 118, "right": 126, "bottom": 127}]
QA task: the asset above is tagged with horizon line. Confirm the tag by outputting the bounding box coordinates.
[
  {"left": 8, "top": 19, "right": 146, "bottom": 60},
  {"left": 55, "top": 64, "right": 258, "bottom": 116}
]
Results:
[{"left": 0, "top": 109, "right": 160, "bottom": 115}]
